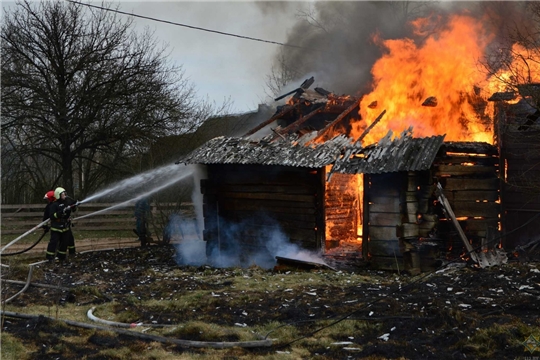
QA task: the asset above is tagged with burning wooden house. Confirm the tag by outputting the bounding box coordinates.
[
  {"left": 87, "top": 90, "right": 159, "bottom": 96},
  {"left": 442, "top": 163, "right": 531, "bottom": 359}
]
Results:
[
  {"left": 179, "top": 84, "right": 505, "bottom": 272},
  {"left": 491, "top": 87, "right": 540, "bottom": 259}
]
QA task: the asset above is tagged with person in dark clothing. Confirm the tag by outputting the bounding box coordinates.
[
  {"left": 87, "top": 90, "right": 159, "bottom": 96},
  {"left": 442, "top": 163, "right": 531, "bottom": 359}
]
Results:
[
  {"left": 134, "top": 197, "right": 151, "bottom": 247},
  {"left": 46, "top": 187, "right": 78, "bottom": 262},
  {"left": 42, "top": 190, "right": 55, "bottom": 233}
]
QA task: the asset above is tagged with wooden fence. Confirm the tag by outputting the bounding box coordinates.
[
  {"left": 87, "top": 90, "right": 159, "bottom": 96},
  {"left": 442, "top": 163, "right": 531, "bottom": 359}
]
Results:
[{"left": 1, "top": 202, "right": 196, "bottom": 235}]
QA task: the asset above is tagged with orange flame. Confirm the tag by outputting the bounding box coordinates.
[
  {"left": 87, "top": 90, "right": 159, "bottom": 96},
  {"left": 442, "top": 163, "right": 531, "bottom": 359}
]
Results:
[{"left": 357, "top": 15, "right": 496, "bottom": 145}]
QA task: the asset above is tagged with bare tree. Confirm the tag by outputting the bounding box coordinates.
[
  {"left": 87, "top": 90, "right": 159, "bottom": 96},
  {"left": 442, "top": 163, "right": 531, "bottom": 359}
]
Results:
[
  {"left": 479, "top": 2, "right": 540, "bottom": 197},
  {"left": 1, "top": 0, "right": 211, "bottom": 202}
]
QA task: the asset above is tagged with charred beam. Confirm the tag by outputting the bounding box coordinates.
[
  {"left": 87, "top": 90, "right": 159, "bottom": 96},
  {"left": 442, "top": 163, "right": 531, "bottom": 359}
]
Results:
[
  {"left": 243, "top": 104, "right": 298, "bottom": 136},
  {"left": 269, "top": 106, "right": 323, "bottom": 141},
  {"left": 307, "top": 98, "right": 361, "bottom": 144}
]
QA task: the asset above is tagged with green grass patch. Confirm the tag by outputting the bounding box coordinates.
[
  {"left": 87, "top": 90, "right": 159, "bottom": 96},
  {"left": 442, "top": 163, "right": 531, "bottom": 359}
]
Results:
[{"left": 0, "top": 331, "right": 34, "bottom": 360}]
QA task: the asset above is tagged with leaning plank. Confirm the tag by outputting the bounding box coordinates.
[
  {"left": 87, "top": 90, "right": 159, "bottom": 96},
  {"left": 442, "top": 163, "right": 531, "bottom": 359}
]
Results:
[
  {"left": 1, "top": 311, "right": 272, "bottom": 349},
  {"left": 435, "top": 183, "right": 507, "bottom": 267}
]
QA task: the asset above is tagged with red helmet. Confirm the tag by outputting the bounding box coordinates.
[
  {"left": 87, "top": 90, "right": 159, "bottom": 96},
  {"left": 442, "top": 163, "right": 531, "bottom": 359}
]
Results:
[{"left": 43, "top": 190, "right": 56, "bottom": 202}]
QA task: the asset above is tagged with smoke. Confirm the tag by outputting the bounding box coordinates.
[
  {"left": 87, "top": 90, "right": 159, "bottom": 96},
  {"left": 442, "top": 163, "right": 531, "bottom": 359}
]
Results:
[
  {"left": 205, "top": 213, "right": 325, "bottom": 269},
  {"left": 270, "top": 1, "right": 538, "bottom": 95},
  {"left": 191, "top": 164, "right": 207, "bottom": 240},
  {"left": 172, "top": 210, "right": 325, "bottom": 269}
]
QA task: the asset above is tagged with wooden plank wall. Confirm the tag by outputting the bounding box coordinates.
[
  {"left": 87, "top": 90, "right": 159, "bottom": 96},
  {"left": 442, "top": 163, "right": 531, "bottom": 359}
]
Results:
[
  {"left": 399, "top": 171, "right": 440, "bottom": 273},
  {"left": 365, "top": 172, "right": 406, "bottom": 270},
  {"left": 201, "top": 164, "right": 324, "bottom": 263},
  {"left": 433, "top": 148, "right": 500, "bottom": 258},
  {"left": 1, "top": 202, "right": 194, "bottom": 235},
  {"left": 501, "top": 128, "right": 540, "bottom": 249}
]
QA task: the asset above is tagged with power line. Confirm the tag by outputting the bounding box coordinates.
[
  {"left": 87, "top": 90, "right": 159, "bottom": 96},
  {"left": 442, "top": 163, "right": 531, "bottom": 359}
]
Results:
[{"left": 65, "top": 0, "right": 306, "bottom": 49}]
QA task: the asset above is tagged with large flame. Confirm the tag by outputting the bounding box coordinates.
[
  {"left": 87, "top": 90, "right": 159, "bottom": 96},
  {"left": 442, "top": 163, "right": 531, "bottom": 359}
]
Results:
[
  {"left": 357, "top": 15, "right": 496, "bottom": 145},
  {"left": 323, "top": 14, "right": 540, "bottom": 256}
]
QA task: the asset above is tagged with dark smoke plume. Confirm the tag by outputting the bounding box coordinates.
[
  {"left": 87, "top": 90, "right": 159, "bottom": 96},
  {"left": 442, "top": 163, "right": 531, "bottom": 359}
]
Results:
[{"left": 268, "top": 1, "right": 537, "bottom": 97}]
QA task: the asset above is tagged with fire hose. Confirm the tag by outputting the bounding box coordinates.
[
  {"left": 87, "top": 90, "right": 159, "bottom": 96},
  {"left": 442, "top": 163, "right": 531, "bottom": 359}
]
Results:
[
  {"left": 0, "top": 219, "right": 50, "bottom": 255},
  {"left": 0, "top": 229, "right": 48, "bottom": 257},
  {"left": 0, "top": 200, "right": 81, "bottom": 255}
]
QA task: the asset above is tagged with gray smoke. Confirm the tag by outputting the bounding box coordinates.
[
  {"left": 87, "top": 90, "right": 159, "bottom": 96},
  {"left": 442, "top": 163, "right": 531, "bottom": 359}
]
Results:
[{"left": 269, "top": 1, "right": 537, "bottom": 96}]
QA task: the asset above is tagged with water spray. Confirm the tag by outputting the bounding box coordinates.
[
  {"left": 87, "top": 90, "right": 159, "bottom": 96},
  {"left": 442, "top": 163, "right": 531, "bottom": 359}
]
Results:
[
  {"left": 74, "top": 167, "right": 193, "bottom": 221},
  {"left": 2, "top": 164, "right": 194, "bottom": 253},
  {"left": 81, "top": 163, "right": 191, "bottom": 204}
]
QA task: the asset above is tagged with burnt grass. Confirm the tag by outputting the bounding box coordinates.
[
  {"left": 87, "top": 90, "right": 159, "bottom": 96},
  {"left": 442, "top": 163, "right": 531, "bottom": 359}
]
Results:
[{"left": 2, "top": 245, "right": 540, "bottom": 359}]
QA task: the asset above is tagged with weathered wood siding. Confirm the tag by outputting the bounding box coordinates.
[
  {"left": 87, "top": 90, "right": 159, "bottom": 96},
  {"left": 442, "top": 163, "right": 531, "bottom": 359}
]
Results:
[
  {"left": 433, "top": 145, "right": 500, "bottom": 258},
  {"left": 399, "top": 171, "right": 440, "bottom": 273},
  {"left": 202, "top": 164, "right": 324, "bottom": 263},
  {"left": 500, "top": 126, "right": 540, "bottom": 249},
  {"left": 364, "top": 143, "right": 500, "bottom": 272},
  {"left": 364, "top": 172, "right": 406, "bottom": 270}
]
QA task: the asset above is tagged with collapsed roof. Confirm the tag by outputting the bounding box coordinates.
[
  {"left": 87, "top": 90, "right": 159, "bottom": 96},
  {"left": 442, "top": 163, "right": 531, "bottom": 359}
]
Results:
[{"left": 178, "top": 78, "right": 491, "bottom": 174}]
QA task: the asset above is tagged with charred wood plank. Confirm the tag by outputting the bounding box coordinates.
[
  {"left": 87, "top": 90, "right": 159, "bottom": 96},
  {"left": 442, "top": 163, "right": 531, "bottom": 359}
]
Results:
[
  {"left": 243, "top": 104, "right": 298, "bottom": 136},
  {"left": 440, "top": 202, "right": 499, "bottom": 218},
  {"left": 369, "top": 226, "right": 399, "bottom": 240},
  {"left": 441, "top": 178, "right": 499, "bottom": 191},
  {"left": 369, "top": 213, "right": 401, "bottom": 226},
  {"left": 218, "top": 184, "right": 317, "bottom": 195},
  {"left": 222, "top": 210, "right": 317, "bottom": 224},
  {"left": 443, "top": 190, "right": 499, "bottom": 202},
  {"left": 218, "top": 202, "right": 316, "bottom": 215},
  {"left": 270, "top": 106, "right": 323, "bottom": 141},
  {"left": 367, "top": 240, "right": 401, "bottom": 256},
  {"left": 219, "top": 191, "right": 315, "bottom": 203},
  {"left": 307, "top": 98, "right": 362, "bottom": 144},
  {"left": 434, "top": 165, "right": 497, "bottom": 176},
  {"left": 218, "top": 198, "right": 315, "bottom": 209},
  {"left": 433, "top": 155, "right": 499, "bottom": 166}
]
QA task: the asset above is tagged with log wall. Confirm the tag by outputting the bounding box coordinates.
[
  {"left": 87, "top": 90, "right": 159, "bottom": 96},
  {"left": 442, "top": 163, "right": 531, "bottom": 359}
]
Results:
[
  {"left": 364, "top": 172, "right": 406, "bottom": 271},
  {"left": 433, "top": 145, "right": 500, "bottom": 258},
  {"left": 500, "top": 125, "right": 540, "bottom": 249},
  {"left": 202, "top": 164, "right": 324, "bottom": 265}
]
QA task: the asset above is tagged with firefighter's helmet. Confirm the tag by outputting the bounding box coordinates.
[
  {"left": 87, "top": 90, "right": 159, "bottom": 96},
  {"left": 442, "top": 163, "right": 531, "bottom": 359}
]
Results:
[
  {"left": 54, "top": 187, "right": 66, "bottom": 200},
  {"left": 43, "top": 190, "right": 56, "bottom": 202}
]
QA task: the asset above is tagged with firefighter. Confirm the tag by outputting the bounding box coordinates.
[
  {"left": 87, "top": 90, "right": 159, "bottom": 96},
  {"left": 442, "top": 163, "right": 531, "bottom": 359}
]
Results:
[
  {"left": 46, "top": 187, "right": 78, "bottom": 262},
  {"left": 42, "top": 190, "right": 55, "bottom": 233}
]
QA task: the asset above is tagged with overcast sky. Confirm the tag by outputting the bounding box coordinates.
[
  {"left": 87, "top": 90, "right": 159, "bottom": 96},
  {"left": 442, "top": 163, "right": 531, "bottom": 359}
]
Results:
[{"left": 121, "top": 1, "right": 303, "bottom": 113}]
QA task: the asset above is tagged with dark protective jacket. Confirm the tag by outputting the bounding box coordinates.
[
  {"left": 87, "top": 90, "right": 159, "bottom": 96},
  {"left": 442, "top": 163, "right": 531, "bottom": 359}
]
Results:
[
  {"left": 49, "top": 198, "right": 77, "bottom": 232},
  {"left": 43, "top": 202, "right": 53, "bottom": 222}
]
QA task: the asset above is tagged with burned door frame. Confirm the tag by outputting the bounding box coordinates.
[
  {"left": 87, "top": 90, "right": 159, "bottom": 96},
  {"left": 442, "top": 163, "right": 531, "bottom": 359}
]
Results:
[{"left": 201, "top": 164, "right": 326, "bottom": 265}]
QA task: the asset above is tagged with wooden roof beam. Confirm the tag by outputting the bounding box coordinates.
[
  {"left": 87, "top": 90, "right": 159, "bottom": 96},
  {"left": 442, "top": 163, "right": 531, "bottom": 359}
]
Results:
[{"left": 305, "top": 98, "right": 361, "bottom": 145}]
